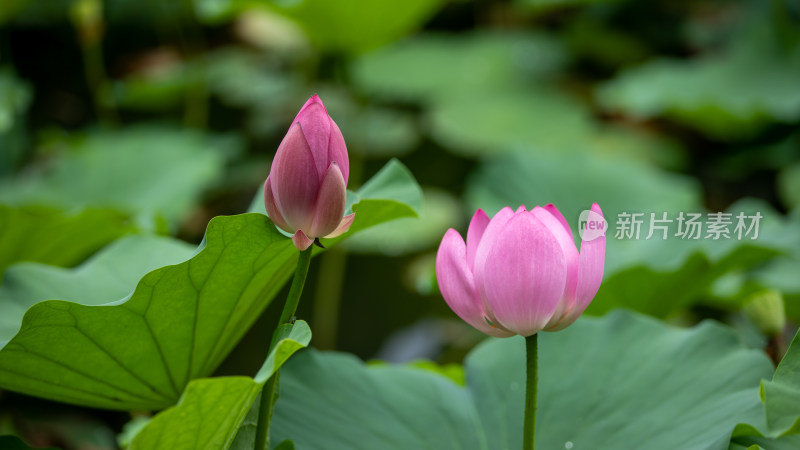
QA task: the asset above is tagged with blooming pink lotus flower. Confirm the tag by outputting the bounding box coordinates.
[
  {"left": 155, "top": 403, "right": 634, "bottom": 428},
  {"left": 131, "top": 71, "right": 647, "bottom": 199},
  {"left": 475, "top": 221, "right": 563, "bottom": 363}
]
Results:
[
  {"left": 264, "top": 95, "right": 355, "bottom": 250},
  {"left": 436, "top": 204, "right": 605, "bottom": 337}
]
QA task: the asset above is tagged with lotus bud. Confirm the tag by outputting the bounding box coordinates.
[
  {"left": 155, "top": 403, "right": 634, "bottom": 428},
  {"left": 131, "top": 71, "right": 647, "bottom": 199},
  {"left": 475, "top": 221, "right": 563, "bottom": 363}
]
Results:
[
  {"left": 436, "top": 204, "right": 606, "bottom": 337},
  {"left": 264, "top": 95, "right": 355, "bottom": 250},
  {"left": 743, "top": 289, "right": 785, "bottom": 337}
]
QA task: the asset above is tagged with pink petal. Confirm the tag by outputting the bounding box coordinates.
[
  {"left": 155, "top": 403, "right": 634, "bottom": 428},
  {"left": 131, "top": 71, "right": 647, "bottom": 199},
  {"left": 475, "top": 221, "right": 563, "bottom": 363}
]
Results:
[
  {"left": 436, "top": 229, "right": 514, "bottom": 338},
  {"left": 548, "top": 203, "right": 606, "bottom": 331},
  {"left": 544, "top": 203, "right": 573, "bottom": 242},
  {"left": 472, "top": 207, "right": 516, "bottom": 323},
  {"left": 293, "top": 94, "right": 327, "bottom": 120},
  {"left": 270, "top": 123, "right": 320, "bottom": 231},
  {"left": 324, "top": 213, "right": 355, "bottom": 239},
  {"left": 291, "top": 230, "right": 314, "bottom": 251},
  {"left": 327, "top": 119, "right": 349, "bottom": 184},
  {"left": 293, "top": 100, "right": 331, "bottom": 180},
  {"left": 307, "top": 162, "right": 348, "bottom": 238},
  {"left": 472, "top": 207, "right": 515, "bottom": 280},
  {"left": 465, "top": 209, "right": 490, "bottom": 271},
  {"left": 481, "top": 212, "right": 567, "bottom": 336},
  {"left": 532, "top": 206, "right": 579, "bottom": 329},
  {"left": 264, "top": 177, "right": 293, "bottom": 234}
]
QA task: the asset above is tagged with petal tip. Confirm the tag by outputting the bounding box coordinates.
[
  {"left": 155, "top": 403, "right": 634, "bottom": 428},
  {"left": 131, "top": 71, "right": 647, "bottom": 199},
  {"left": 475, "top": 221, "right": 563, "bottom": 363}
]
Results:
[
  {"left": 494, "top": 206, "right": 515, "bottom": 218},
  {"left": 292, "top": 230, "right": 314, "bottom": 251},
  {"left": 324, "top": 213, "right": 355, "bottom": 238}
]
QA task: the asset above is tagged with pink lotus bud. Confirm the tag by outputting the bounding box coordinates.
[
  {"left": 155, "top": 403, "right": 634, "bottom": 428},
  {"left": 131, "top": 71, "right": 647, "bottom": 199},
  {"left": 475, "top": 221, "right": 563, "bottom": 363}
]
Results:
[
  {"left": 264, "top": 95, "right": 355, "bottom": 250},
  {"left": 435, "top": 203, "right": 605, "bottom": 337}
]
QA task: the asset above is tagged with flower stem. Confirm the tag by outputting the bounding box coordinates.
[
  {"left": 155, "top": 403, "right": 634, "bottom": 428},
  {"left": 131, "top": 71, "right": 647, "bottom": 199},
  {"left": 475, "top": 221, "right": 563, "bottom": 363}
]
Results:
[
  {"left": 277, "top": 246, "right": 314, "bottom": 325},
  {"left": 254, "top": 372, "right": 279, "bottom": 449},
  {"left": 254, "top": 246, "right": 313, "bottom": 450},
  {"left": 523, "top": 333, "right": 538, "bottom": 450}
]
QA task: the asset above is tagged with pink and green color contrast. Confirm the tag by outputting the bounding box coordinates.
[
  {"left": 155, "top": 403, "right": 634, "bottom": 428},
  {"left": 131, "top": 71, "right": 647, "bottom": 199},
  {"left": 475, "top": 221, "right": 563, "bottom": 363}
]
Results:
[
  {"left": 264, "top": 95, "right": 355, "bottom": 250},
  {"left": 436, "top": 204, "right": 606, "bottom": 337}
]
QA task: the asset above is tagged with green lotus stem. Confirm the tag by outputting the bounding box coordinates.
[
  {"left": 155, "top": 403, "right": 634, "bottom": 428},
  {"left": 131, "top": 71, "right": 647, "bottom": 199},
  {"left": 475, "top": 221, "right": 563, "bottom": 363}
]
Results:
[
  {"left": 71, "top": 0, "right": 117, "bottom": 125},
  {"left": 255, "top": 372, "right": 279, "bottom": 449},
  {"left": 254, "top": 246, "right": 313, "bottom": 450},
  {"left": 278, "top": 246, "right": 314, "bottom": 325},
  {"left": 523, "top": 333, "right": 538, "bottom": 450}
]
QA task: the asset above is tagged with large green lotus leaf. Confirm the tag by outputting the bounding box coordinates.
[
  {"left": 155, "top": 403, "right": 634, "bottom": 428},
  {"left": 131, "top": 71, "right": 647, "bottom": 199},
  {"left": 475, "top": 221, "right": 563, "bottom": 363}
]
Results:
[
  {"left": 0, "top": 235, "right": 195, "bottom": 347},
  {"left": 344, "top": 159, "right": 422, "bottom": 215},
  {"left": 731, "top": 423, "right": 800, "bottom": 450},
  {"left": 352, "top": 31, "right": 565, "bottom": 102},
  {"left": 733, "top": 436, "right": 800, "bottom": 450},
  {"left": 129, "top": 321, "right": 311, "bottom": 450},
  {"left": 467, "top": 152, "right": 786, "bottom": 317},
  {"left": 0, "top": 125, "right": 233, "bottom": 226},
  {"left": 269, "top": 310, "right": 771, "bottom": 449},
  {"left": 727, "top": 327, "right": 800, "bottom": 447},
  {"left": 267, "top": 0, "right": 445, "bottom": 55},
  {"left": 597, "top": 26, "right": 800, "bottom": 139},
  {"left": 759, "top": 328, "right": 800, "bottom": 437},
  {"left": 0, "top": 205, "right": 136, "bottom": 276},
  {"left": 343, "top": 187, "right": 459, "bottom": 255},
  {"left": 0, "top": 160, "right": 421, "bottom": 410}
]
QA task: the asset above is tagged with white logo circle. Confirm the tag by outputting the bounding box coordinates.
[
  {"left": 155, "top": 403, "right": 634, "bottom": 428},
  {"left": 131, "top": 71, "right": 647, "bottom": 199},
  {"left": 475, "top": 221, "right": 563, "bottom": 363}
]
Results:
[{"left": 578, "top": 209, "right": 607, "bottom": 241}]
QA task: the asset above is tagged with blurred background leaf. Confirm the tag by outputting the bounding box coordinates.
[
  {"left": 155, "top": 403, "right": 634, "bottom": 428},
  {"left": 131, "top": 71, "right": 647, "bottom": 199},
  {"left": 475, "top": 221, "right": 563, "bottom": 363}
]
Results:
[
  {"left": 266, "top": 0, "right": 447, "bottom": 55},
  {"left": 597, "top": 23, "right": 800, "bottom": 140},
  {"left": 0, "top": 205, "right": 136, "bottom": 278},
  {"left": 352, "top": 31, "right": 567, "bottom": 102},
  {"left": 0, "top": 125, "right": 235, "bottom": 229}
]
